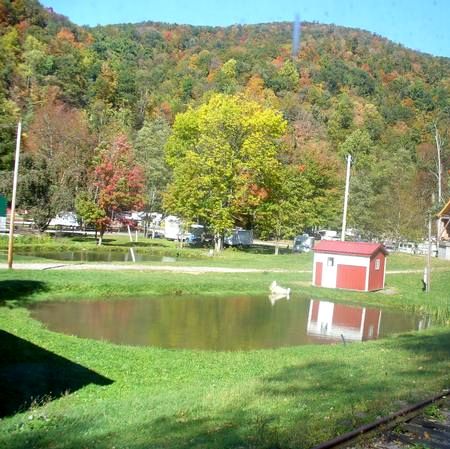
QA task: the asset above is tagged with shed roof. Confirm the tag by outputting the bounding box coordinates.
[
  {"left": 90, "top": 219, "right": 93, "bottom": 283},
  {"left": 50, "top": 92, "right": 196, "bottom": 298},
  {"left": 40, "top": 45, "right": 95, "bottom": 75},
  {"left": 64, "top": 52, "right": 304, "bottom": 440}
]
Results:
[
  {"left": 437, "top": 199, "right": 450, "bottom": 218},
  {"left": 313, "top": 240, "right": 388, "bottom": 257}
]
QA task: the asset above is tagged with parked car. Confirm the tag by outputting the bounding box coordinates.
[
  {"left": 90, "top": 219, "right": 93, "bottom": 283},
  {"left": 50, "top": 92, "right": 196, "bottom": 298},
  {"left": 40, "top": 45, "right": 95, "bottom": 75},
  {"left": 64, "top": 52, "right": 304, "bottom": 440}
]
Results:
[
  {"left": 224, "top": 229, "right": 253, "bottom": 247},
  {"left": 49, "top": 212, "right": 80, "bottom": 229},
  {"left": 292, "top": 234, "right": 314, "bottom": 253},
  {"left": 397, "top": 241, "right": 417, "bottom": 254},
  {"left": 317, "top": 229, "right": 339, "bottom": 240},
  {"left": 183, "top": 224, "right": 207, "bottom": 245}
]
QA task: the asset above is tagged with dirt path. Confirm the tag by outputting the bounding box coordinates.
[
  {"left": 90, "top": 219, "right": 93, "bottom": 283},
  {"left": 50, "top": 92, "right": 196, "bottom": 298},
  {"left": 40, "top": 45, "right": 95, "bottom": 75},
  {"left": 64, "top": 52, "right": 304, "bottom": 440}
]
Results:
[
  {"left": 0, "top": 262, "right": 306, "bottom": 274},
  {"left": 2, "top": 262, "right": 447, "bottom": 275}
]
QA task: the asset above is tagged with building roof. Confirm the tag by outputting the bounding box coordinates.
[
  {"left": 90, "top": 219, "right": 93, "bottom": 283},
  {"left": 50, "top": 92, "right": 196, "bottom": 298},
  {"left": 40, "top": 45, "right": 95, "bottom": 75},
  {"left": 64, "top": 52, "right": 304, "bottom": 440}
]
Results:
[
  {"left": 313, "top": 240, "right": 388, "bottom": 257},
  {"left": 437, "top": 199, "right": 450, "bottom": 218}
]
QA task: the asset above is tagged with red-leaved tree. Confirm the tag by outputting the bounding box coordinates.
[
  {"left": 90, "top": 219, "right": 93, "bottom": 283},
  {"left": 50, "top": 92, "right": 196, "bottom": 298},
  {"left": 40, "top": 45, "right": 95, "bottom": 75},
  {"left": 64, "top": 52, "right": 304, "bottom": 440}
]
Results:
[{"left": 92, "top": 134, "right": 145, "bottom": 244}]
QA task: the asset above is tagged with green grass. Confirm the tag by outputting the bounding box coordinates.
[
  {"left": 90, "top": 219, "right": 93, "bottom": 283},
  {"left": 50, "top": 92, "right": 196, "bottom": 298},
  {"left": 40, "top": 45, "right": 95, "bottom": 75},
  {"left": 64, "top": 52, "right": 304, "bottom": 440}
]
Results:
[
  {"left": 0, "top": 252, "right": 449, "bottom": 449},
  {"left": 2, "top": 233, "right": 450, "bottom": 271}
]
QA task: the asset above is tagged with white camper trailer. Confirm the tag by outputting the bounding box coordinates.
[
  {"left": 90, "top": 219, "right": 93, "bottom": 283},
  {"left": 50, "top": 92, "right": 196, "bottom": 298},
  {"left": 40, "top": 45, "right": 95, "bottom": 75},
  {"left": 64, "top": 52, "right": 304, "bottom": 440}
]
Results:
[{"left": 164, "top": 215, "right": 182, "bottom": 240}]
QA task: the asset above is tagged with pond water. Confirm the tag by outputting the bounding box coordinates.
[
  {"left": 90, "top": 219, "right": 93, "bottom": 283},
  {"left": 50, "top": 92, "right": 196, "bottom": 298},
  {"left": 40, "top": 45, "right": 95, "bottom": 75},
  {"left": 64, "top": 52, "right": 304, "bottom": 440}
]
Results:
[
  {"left": 30, "top": 296, "right": 431, "bottom": 351},
  {"left": 14, "top": 249, "right": 179, "bottom": 263}
]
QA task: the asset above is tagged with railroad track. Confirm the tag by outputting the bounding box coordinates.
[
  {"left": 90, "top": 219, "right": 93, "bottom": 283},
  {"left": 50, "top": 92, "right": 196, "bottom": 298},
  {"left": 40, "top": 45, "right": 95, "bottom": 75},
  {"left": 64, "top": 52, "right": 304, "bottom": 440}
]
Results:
[{"left": 312, "top": 390, "right": 450, "bottom": 449}]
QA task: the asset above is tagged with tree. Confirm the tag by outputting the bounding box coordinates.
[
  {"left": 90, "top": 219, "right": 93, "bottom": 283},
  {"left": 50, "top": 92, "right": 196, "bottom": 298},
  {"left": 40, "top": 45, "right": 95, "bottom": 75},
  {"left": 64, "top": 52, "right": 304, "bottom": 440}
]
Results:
[
  {"left": 215, "top": 59, "right": 238, "bottom": 94},
  {"left": 255, "top": 165, "right": 315, "bottom": 254},
  {"left": 16, "top": 155, "right": 61, "bottom": 232},
  {"left": 134, "top": 116, "right": 171, "bottom": 212},
  {"left": 164, "top": 93, "right": 287, "bottom": 252},
  {"left": 26, "top": 87, "right": 93, "bottom": 205},
  {"left": 18, "top": 88, "right": 94, "bottom": 231},
  {"left": 90, "top": 134, "right": 145, "bottom": 244},
  {"left": 0, "top": 93, "right": 20, "bottom": 170},
  {"left": 75, "top": 192, "right": 107, "bottom": 237}
]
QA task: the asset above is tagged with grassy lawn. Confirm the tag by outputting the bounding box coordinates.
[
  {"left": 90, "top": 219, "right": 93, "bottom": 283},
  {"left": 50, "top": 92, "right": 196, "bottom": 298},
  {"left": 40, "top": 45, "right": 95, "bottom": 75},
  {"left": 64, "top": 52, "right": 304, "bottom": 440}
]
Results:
[
  {"left": 2, "top": 233, "right": 450, "bottom": 271},
  {"left": 0, "top": 251, "right": 449, "bottom": 449}
]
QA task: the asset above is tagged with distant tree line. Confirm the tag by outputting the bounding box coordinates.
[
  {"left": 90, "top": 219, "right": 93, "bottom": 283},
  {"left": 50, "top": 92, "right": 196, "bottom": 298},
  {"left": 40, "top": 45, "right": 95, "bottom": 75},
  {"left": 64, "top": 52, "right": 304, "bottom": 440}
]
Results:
[{"left": 0, "top": 0, "right": 449, "bottom": 243}]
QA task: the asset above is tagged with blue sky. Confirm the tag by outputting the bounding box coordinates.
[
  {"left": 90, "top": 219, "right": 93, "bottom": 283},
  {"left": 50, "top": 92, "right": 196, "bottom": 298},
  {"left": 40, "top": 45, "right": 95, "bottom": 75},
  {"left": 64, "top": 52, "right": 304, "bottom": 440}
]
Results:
[{"left": 40, "top": 0, "right": 450, "bottom": 58}]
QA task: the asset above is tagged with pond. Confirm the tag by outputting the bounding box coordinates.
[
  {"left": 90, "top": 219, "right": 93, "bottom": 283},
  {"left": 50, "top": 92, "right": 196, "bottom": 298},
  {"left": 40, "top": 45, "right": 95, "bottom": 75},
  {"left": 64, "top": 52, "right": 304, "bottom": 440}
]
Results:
[
  {"left": 13, "top": 249, "right": 179, "bottom": 263},
  {"left": 30, "top": 296, "right": 431, "bottom": 351}
]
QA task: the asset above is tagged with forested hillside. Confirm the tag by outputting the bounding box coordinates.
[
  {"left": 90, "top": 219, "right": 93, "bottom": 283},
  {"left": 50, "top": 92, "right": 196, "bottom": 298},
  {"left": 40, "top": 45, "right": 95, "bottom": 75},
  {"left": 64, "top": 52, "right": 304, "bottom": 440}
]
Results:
[{"left": 1, "top": 0, "right": 449, "bottom": 240}]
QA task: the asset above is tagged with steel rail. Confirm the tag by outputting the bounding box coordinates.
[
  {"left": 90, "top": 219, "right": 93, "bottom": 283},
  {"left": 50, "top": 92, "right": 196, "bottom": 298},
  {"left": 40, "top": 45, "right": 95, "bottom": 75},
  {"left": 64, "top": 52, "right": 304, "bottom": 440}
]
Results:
[{"left": 311, "top": 389, "right": 449, "bottom": 449}]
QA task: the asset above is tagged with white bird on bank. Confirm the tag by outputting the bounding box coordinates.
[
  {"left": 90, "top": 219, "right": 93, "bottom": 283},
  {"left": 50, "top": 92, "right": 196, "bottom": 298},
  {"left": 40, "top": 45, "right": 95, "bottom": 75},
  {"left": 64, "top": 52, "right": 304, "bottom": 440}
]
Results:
[
  {"left": 270, "top": 281, "right": 291, "bottom": 297},
  {"left": 269, "top": 281, "right": 291, "bottom": 305}
]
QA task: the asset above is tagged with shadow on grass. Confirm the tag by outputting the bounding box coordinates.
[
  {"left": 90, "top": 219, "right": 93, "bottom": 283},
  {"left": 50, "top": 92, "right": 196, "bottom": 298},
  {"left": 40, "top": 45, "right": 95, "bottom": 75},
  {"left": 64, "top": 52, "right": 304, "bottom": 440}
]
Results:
[
  {"left": 261, "top": 330, "right": 450, "bottom": 402},
  {"left": 0, "top": 330, "right": 113, "bottom": 418},
  {"left": 68, "top": 237, "right": 115, "bottom": 244},
  {"left": 0, "top": 280, "right": 48, "bottom": 306},
  {"left": 390, "top": 330, "right": 450, "bottom": 356},
  {"left": 104, "top": 240, "right": 171, "bottom": 249},
  {"left": 2, "top": 331, "right": 449, "bottom": 449},
  {"left": 231, "top": 245, "right": 292, "bottom": 255},
  {"left": 2, "top": 404, "right": 284, "bottom": 449}
]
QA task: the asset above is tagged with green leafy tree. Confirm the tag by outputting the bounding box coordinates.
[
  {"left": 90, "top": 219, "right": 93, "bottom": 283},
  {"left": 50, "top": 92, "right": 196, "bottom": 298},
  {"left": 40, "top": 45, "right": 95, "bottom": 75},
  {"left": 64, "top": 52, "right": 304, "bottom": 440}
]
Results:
[
  {"left": 273, "top": 60, "right": 300, "bottom": 92},
  {"left": 75, "top": 191, "right": 107, "bottom": 237},
  {"left": 338, "top": 129, "right": 374, "bottom": 167},
  {"left": 134, "top": 116, "right": 171, "bottom": 212},
  {"left": 327, "top": 93, "right": 354, "bottom": 145},
  {"left": 16, "top": 155, "right": 64, "bottom": 232},
  {"left": 0, "top": 94, "right": 19, "bottom": 170},
  {"left": 255, "top": 165, "right": 314, "bottom": 254},
  {"left": 164, "top": 93, "right": 287, "bottom": 252},
  {"left": 215, "top": 59, "right": 238, "bottom": 94}
]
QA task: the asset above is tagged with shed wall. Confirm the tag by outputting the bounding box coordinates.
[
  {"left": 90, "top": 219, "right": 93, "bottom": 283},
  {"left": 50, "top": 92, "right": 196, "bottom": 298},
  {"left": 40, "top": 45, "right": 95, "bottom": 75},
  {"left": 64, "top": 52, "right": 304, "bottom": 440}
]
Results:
[
  {"left": 368, "top": 253, "right": 386, "bottom": 291},
  {"left": 313, "top": 253, "right": 370, "bottom": 289}
]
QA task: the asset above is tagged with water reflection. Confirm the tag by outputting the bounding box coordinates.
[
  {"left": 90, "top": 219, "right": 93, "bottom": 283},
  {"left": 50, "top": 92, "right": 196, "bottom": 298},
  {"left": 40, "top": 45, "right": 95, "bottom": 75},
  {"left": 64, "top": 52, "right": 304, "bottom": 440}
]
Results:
[
  {"left": 30, "top": 296, "right": 431, "bottom": 351},
  {"left": 268, "top": 281, "right": 291, "bottom": 306},
  {"left": 307, "top": 299, "right": 382, "bottom": 342},
  {"left": 14, "top": 249, "right": 180, "bottom": 263}
]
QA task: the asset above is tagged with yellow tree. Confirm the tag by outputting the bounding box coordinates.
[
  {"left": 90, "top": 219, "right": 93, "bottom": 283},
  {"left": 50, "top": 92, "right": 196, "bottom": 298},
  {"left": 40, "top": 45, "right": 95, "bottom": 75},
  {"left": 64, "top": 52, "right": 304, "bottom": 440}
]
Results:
[{"left": 164, "top": 93, "right": 287, "bottom": 252}]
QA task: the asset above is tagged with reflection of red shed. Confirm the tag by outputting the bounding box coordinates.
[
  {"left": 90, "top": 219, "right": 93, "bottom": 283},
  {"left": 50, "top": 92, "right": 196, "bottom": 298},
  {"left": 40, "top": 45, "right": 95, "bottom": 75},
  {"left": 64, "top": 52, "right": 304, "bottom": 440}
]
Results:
[
  {"left": 312, "top": 241, "right": 388, "bottom": 292},
  {"left": 307, "top": 299, "right": 382, "bottom": 341}
]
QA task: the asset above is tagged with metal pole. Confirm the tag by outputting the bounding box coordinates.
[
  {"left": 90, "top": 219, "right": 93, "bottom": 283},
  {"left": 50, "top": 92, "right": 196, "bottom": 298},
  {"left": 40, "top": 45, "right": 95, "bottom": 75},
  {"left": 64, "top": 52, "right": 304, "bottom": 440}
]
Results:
[
  {"left": 434, "top": 125, "right": 442, "bottom": 204},
  {"left": 7, "top": 120, "right": 22, "bottom": 269},
  {"left": 426, "top": 213, "right": 432, "bottom": 293},
  {"left": 341, "top": 154, "right": 352, "bottom": 242}
]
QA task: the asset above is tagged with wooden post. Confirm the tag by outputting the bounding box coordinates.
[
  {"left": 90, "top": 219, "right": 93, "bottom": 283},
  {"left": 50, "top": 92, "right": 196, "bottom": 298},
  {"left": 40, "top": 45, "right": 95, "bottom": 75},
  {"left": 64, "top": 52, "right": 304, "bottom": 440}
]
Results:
[
  {"left": 7, "top": 121, "right": 22, "bottom": 270},
  {"left": 127, "top": 224, "right": 133, "bottom": 242}
]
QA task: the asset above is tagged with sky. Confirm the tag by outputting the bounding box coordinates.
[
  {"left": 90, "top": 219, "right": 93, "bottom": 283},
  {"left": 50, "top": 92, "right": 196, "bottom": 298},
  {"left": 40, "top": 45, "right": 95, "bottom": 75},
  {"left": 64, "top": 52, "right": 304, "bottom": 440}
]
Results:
[{"left": 40, "top": 0, "right": 450, "bottom": 58}]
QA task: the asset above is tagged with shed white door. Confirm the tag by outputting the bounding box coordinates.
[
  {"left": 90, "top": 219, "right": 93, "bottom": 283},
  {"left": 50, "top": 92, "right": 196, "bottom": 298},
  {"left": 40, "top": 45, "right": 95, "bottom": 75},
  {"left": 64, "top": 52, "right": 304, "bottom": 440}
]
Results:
[{"left": 322, "top": 256, "right": 337, "bottom": 288}]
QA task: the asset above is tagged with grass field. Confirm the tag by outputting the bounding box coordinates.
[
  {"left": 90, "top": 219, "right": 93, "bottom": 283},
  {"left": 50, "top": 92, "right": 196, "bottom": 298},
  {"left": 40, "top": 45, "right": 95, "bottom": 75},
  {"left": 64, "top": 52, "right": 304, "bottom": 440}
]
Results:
[
  {"left": 2, "top": 233, "right": 450, "bottom": 271},
  {"left": 0, "top": 244, "right": 449, "bottom": 449}
]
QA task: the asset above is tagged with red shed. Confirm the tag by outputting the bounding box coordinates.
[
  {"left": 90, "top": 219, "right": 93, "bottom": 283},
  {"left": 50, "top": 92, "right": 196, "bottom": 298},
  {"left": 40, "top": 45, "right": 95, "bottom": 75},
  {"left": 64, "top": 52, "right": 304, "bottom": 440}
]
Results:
[{"left": 312, "top": 241, "right": 388, "bottom": 292}]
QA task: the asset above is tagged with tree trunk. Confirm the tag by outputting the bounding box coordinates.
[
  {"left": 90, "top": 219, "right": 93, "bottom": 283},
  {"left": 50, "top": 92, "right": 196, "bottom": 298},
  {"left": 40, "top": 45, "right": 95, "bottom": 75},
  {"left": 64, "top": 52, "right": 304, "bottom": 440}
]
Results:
[
  {"left": 214, "top": 232, "right": 223, "bottom": 253},
  {"left": 98, "top": 224, "right": 105, "bottom": 246}
]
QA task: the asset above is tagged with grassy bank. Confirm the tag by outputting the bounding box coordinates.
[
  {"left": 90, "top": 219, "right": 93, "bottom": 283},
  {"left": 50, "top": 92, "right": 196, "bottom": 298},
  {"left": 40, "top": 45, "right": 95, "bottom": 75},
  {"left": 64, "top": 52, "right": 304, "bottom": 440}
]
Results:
[
  {"left": 0, "top": 256, "right": 449, "bottom": 449},
  {"left": 2, "top": 233, "right": 450, "bottom": 271}
]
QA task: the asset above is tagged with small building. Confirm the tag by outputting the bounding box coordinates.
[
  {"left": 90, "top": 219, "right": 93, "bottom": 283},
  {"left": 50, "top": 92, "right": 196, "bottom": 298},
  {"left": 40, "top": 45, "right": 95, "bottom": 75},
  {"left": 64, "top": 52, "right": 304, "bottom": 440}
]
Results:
[
  {"left": 312, "top": 240, "right": 388, "bottom": 292},
  {"left": 437, "top": 199, "right": 450, "bottom": 260},
  {"left": 0, "top": 194, "right": 6, "bottom": 232}
]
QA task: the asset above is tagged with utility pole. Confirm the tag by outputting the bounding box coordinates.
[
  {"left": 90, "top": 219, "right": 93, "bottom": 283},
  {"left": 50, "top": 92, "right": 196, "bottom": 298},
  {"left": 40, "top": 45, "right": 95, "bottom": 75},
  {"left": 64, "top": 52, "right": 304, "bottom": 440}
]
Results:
[
  {"left": 434, "top": 124, "right": 443, "bottom": 204},
  {"left": 7, "top": 121, "right": 22, "bottom": 269},
  {"left": 434, "top": 125, "right": 444, "bottom": 243},
  {"left": 426, "top": 213, "right": 432, "bottom": 293},
  {"left": 341, "top": 154, "right": 352, "bottom": 242}
]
